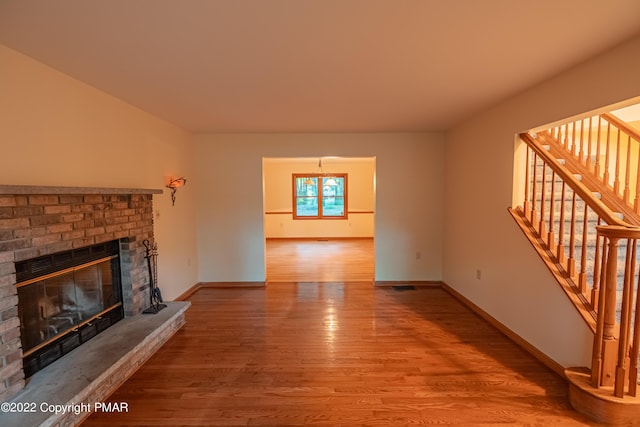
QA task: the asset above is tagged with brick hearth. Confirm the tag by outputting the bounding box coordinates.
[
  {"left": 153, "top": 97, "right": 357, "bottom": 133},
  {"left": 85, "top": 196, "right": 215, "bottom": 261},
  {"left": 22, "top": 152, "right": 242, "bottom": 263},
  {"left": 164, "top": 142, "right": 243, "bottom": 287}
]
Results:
[{"left": 0, "top": 185, "right": 163, "bottom": 402}]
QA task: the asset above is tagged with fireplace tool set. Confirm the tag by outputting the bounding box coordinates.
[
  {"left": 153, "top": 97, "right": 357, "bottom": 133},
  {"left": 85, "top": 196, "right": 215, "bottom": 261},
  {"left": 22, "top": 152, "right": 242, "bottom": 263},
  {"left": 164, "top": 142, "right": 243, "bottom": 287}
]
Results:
[{"left": 142, "top": 239, "right": 167, "bottom": 314}]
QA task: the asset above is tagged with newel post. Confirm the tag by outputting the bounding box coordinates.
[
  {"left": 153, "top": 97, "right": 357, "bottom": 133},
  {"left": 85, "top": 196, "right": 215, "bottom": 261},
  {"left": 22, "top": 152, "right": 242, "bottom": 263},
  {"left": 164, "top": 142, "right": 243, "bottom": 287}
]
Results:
[
  {"left": 592, "top": 225, "right": 640, "bottom": 397},
  {"left": 592, "top": 230, "right": 620, "bottom": 387}
]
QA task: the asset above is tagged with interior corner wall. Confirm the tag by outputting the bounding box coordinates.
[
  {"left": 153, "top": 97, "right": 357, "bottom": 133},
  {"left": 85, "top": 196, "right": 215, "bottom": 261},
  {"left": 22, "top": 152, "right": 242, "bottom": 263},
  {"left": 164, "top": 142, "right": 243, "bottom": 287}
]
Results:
[
  {"left": 194, "top": 133, "right": 444, "bottom": 283},
  {"left": 443, "top": 34, "right": 640, "bottom": 368},
  {"left": 0, "top": 44, "right": 199, "bottom": 300}
]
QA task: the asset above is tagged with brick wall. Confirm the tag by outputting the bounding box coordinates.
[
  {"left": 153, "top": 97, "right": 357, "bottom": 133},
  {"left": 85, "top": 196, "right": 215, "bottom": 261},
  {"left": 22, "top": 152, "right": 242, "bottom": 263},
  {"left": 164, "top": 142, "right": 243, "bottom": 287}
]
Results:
[{"left": 0, "top": 189, "right": 159, "bottom": 402}]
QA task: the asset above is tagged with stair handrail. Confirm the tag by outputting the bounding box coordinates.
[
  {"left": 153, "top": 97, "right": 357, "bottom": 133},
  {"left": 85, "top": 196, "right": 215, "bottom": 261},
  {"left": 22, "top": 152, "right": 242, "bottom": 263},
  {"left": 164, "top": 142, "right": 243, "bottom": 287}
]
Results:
[
  {"left": 600, "top": 113, "right": 640, "bottom": 210},
  {"left": 521, "top": 132, "right": 634, "bottom": 229},
  {"left": 601, "top": 112, "right": 640, "bottom": 145},
  {"left": 549, "top": 113, "right": 640, "bottom": 213}
]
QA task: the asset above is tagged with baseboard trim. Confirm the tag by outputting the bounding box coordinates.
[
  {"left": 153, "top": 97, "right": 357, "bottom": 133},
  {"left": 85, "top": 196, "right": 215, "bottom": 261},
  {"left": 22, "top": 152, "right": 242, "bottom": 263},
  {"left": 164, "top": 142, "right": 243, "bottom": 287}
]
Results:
[
  {"left": 374, "top": 280, "right": 442, "bottom": 287},
  {"left": 174, "top": 283, "right": 201, "bottom": 301},
  {"left": 201, "top": 281, "right": 266, "bottom": 288},
  {"left": 175, "top": 282, "right": 266, "bottom": 300},
  {"left": 441, "top": 281, "right": 566, "bottom": 378}
]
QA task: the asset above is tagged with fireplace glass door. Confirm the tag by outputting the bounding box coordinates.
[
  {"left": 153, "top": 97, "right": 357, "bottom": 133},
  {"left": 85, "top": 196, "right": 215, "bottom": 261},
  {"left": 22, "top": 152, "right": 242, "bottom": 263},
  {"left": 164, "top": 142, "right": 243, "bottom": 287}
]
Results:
[
  {"left": 15, "top": 240, "right": 125, "bottom": 377},
  {"left": 18, "top": 257, "right": 120, "bottom": 354}
]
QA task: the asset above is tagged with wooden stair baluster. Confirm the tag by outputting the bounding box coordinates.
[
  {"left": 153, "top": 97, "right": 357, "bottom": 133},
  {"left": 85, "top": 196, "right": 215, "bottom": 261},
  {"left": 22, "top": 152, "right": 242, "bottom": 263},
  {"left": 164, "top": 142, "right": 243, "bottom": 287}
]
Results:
[
  {"left": 614, "top": 127, "right": 622, "bottom": 196},
  {"left": 635, "top": 141, "right": 640, "bottom": 214},
  {"left": 530, "top": 153, "right": 538, "bottom": 226},
  {"left": 614, "top": 239, "right": 635, "bottom": 397},
  {"left": 595, "top": 116, "right": 602, "bottom": 178},
  {"left": 592, "top": 235, "right": 609, "bottom": 387},
  {"left": 604, "top": 122, "right": 611, "bottom": 187},
  {"left": 539, "top": 162, "right": 547, "bottom": 237},
  {"left": 548, "top": 170, "right": 556, "bottom": 251},
  {"left": 578, "top": 203, "right": 589, "bottom": 294},
  {"left": 586, "top": 117, "right": 594, "bottom": 171},
  {"left": 571, "top": 121, "right": 577, "bottom": 156},
  {"left": 578, "top": 119, "right": 586, "bottom": 165},
  {"left": 624, "top": 133, "right": 632, "bottom": 204},
  {"left": 629, "top": 263, "right": 640, "bottom": 396},
  {"left": 591, "top": 218, "right": 602, "bottom": 310},
  {"left": 523, "top": 145, "right": 531, "bottom": 216},
  {"left": 557, "top": 180, "right": 566, "bottom": 263},
  {"left": 567, "top": 191, "right": 577, "bottom": 277}
]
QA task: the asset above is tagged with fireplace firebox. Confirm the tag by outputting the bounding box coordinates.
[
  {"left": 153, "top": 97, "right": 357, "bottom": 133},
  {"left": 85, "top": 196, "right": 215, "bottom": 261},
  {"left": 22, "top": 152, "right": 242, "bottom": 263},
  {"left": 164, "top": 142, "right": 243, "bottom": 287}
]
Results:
[{"left": 15, "top": 240, "right": 124, "bottom": 377}]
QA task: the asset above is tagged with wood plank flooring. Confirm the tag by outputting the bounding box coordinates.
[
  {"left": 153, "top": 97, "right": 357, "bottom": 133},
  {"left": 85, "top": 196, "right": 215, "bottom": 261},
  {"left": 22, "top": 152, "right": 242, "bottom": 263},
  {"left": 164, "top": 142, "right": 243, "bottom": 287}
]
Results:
[
  {"left": 82, "top": 282, "right": 597, "bottom": 426},
  {"left": 266, "top": 238, "right": 374, "bottom": 283}
]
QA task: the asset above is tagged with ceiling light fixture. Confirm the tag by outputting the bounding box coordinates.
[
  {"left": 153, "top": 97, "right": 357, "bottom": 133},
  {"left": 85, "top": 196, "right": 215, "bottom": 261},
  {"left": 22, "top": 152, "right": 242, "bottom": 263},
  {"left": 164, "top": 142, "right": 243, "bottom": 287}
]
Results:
[{"left": 318, "top": 158, "right": 337, "bottom": 185}]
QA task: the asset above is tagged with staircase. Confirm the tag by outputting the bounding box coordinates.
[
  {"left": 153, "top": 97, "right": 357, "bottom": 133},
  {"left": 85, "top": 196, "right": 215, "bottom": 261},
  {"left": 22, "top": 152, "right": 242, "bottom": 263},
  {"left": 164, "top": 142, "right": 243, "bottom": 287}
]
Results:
[
  {"left": 535, "top": 142, "right": 630, "bottom": 319},
  {"left": 510, "top": 112, "right": 640, "bottom": 424}
]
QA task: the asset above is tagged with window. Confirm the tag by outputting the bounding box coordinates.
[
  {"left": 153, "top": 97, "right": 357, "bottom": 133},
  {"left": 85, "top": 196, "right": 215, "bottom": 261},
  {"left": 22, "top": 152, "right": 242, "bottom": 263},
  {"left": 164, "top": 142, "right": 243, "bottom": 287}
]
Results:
[{"left": 293, "top": 174, "right": 347, "bottom": 219}]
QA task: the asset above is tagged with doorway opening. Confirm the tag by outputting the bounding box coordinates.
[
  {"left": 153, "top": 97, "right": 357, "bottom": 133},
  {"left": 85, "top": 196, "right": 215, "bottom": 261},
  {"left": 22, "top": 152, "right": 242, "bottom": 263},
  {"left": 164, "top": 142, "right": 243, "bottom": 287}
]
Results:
[{"left": 262, "top": 156, "right": 376, "bottom": 283}]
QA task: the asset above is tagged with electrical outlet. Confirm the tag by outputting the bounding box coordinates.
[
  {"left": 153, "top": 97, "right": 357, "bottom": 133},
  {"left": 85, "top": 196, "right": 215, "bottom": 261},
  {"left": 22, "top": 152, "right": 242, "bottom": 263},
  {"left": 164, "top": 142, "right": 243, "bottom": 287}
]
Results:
[
  {"left": 416, "top": 251, "right": 421, "bottom": 260},
  {"left": 476, "top": 269, "right": 482, "bottom": 280}
]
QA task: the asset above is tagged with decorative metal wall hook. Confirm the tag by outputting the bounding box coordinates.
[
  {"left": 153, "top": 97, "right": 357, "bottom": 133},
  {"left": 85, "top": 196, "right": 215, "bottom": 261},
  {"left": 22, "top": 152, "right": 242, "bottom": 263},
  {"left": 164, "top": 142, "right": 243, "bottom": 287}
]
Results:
[{"left": 166, "top": 177, "right": 187, "bottom": 206}]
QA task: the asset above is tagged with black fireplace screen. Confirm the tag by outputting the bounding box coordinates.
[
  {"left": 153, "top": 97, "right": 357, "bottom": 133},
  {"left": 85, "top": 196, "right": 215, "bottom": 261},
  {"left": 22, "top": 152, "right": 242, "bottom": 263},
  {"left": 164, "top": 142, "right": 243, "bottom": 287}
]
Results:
[{"left": 15, "top": 240, "right": 124, "bottom": 377}]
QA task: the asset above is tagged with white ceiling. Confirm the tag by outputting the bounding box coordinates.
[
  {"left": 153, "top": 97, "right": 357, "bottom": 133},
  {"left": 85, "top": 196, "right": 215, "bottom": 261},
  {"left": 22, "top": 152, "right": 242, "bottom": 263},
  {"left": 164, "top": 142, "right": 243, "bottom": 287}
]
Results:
[{"left": 1, "top": 0, "right": 639, "bottom": 133}]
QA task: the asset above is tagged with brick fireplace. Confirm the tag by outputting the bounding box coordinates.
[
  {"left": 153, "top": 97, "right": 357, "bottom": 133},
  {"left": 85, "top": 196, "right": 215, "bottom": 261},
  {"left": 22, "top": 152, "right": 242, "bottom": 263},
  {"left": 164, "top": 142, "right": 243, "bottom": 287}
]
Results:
[{"left": 0, "top": 185, "right": 163, "bottom": 402}]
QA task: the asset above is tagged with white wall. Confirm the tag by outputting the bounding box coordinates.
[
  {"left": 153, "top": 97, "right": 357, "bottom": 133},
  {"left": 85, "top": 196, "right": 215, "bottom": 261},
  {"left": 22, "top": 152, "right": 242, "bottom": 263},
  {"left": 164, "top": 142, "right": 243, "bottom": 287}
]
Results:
[
  {"left": 0, "top": 44, "right": 199, "bottom": 300},
  {"left": 194, "top": 133, "right": 444, "bottom": 282},
  {"left": 443, "top": 34, "right": 640, "bottom": 368},
  {"left": 263, "top": 157, "right": 375, "bottom": 238}
]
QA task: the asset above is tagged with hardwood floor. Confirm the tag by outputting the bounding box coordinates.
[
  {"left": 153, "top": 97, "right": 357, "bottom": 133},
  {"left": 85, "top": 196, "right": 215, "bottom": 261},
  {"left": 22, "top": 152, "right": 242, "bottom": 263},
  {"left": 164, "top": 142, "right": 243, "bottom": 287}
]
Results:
[
  {"left": 82, "top": 282, "right": 596, "bottom": 426},
  {"left": 266, "top": 238, "right": 374, "bottom": 283}
]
